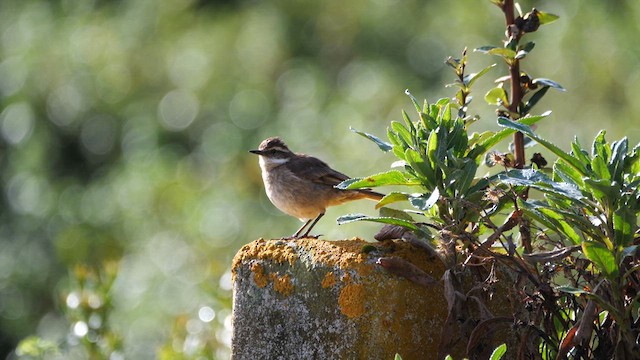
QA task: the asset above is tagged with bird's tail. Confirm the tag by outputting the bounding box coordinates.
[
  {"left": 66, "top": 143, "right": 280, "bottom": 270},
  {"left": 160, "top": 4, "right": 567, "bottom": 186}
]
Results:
[{"left": 357, "top": 189, "right": 385, "bottom": 201}]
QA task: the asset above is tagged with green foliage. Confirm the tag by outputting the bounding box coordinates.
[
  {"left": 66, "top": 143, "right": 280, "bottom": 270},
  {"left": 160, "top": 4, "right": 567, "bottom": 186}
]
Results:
[
  {"left": 489, "top": 343, "right": 507, "bottom": 360},
  {"left": 340, "top": 0, "right": 639, "bottom": 358},
  {"left": 2, "top": 0, "right": 640, "bottom": 358}
]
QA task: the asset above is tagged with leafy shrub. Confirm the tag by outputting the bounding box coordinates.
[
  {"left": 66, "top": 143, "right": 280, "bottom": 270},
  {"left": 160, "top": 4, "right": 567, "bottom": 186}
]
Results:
[{"left": 340, "top": 1, "right": 639, "bottom": 358}]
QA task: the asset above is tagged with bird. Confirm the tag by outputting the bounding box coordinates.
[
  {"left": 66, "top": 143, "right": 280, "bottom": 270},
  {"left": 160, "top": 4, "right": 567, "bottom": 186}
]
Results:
[{"left": 250, "top": 137, "right": 384, "bottom": 239}]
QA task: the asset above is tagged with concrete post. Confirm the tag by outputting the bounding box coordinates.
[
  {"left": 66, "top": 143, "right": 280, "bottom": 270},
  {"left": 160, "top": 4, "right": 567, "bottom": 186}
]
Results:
[{"left": 231, "top": 238, "right": 448, "bottom": 359}]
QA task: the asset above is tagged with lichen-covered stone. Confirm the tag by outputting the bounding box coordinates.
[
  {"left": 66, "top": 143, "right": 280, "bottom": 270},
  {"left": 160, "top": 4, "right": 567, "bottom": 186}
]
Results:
[{"left": 231, "top": 238, "right": 447, "bottom": 359}]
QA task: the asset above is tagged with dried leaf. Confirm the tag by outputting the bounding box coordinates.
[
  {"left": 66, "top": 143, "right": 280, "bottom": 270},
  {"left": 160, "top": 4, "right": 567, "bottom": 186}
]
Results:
[
  {"left": 376, "top": 257, "right": 438, "bottom": 286},
  {"left": 523, "top": 245, "right": 580, "bottom": 263},
  {"left": 467, "top": 317, "right": 513, "bottom": 356}
]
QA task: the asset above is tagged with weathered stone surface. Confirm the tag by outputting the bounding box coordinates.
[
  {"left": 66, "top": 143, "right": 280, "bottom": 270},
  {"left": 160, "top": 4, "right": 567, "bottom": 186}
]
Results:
[{"left": 231, "top": 238, "right": 448, "bottom": 359}]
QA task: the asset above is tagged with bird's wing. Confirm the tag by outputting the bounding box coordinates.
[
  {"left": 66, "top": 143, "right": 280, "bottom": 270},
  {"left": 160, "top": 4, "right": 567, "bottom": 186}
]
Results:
[{"left": 288, "top": 155, "right": 351, "bottom": 187}]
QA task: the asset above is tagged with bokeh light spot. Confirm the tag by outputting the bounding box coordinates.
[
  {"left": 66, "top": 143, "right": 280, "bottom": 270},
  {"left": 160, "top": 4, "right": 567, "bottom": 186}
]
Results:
[
  {"left": 72, "top": 321, "right": 88, "bottom": 337},
  {"left": 80, "top": 115, "right": 117, "bottom": 156},
  {"left": 0, "top": 102, "right": 34, "bottom": 145},
  {"left": 228, "top": 89, "right": 270, "bottom": 130},
  {"left": 66, "top": 292, "right": 81, "bottom": 309},
  {"left": 159, "top": 89, "right": 199, "bottom": 131},
  {"left": 198, "top": 306, "right": 215, "bottom": 323}
]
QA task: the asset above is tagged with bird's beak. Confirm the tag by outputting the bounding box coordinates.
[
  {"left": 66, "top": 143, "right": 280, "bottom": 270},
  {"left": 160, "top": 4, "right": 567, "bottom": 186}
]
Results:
[{"left": 249, "top": 149, "right": 263, "bottom": 155}]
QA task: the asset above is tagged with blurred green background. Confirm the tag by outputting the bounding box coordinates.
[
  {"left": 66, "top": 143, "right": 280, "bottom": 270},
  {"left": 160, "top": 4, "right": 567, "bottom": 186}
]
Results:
[{"left": 1, "top": 0, "right": 639, "bottom": 358}]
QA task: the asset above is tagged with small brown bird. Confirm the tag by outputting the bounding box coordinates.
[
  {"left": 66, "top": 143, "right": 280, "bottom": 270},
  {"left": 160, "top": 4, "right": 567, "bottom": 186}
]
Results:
[{"left": 250, "top": 137, "right": 384, "bottom": 238}]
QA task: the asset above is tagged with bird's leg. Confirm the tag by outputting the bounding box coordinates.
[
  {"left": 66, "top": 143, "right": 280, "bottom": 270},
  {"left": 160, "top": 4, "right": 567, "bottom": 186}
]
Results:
[
  {"left": 300, "top": 212, "right": 325, "bottom": 238},
  {"left": 291, "top": 218, "right": 313, "bottom": 239}
]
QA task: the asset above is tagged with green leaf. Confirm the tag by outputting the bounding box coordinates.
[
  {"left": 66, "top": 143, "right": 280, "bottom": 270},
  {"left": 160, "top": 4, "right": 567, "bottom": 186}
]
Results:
[
  {"left": 591, "top": 154, "right": 611, "bottom": 180},
  {"left": 463, "top": 63, "right": 497, "bottom": 87},
  {"left": 391, "top": 120, "right": 412, "bottom": 147},
  {"left": 394, "top": 354, "right": 403, "bottom": 360},
  {"left": 532, "top": 78, "right": 566, "bottom": 91},
  {"left": 409, "top": 188, "right": 440, "bottom": 211},
  {"left": 452, "top": 160, "right": 478, "bottom": 195},
  {"left": 518, "top": 200, "right": 581, "bottom": 244},
  {"left": 553, "top": 159, "right": 584, "bottom": 187},
  {"left": 520, "top": 41, "right": 535, "bottom": 53},
  {"left": 487, "top": 47, "right": 517, "bottom": 60},
  {"left": 350, "top": 127, "right": 393, "bottom": 152},
  {"left": 405, "top": 89, "right": 421, "bottom": 113},
  {"left": 497, "top": 117, "right": 588, "bottom": 176},
  {"left": 522, "top": 86, "right": 549, "bottom": 114},
  {"left": 375, "top": 192, "right": 410, "bottom": 209},
  {"left": 582, "top": 241, "right": 619, "bottom": 278},
  {"left": 337, "top": 214, "right": 430, "bottom": 238},
  {"left": 379, "top": 206, "right": 414, "bottom": 222},
  {"left": 337, "top": 170, "right": 421, "bottom": 189},
  {"left": 609, "top": 137, "right": 628, "bottom": 182},
  {"left": 613, "top": 207, "right": 634, "bottom": 247},
  {"left": 570, "top": 138, "right": 592, "bottom": 168},
  {"left": 405, "top": 148, "right": 435, "bottom": 188},
  {"left": 467, "top": 113, "right": 549, "bottom": 161},
  {"left": 485, "top": 87, "right": 509, "bottom": 106},
  {"left": 556, "top": 286, "right": 590, "bottom": 295},
  {"left": 591, "top": 130, "right": 610, "bottom": 160},
  {"left": 537, "top": 11, "right": 559, "bottom": 25},
  {"left": 538, "top": 208, "right": 582, "bottom": 244},
  {"left": 583, "top": 178, "right": 616, "bottom": 203},
  {"left": 474, "top": 45, "right": 498, "bottom": 54},
  {"left": 489, "top": 343, "right": 507, "bottom": 360},
  {"left": 499, "top": 169, "right": 584, "bottom": 202}
]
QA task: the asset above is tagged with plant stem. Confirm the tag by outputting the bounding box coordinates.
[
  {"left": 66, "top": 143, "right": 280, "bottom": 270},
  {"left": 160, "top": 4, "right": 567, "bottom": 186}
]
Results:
[{"left": 502, "top": 0, "right": 525, "bottom": 169}]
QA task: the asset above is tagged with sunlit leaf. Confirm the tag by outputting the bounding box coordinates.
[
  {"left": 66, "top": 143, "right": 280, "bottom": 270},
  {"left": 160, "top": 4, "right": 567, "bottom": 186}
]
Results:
[
  {"left": 405, "top": 148, "right": 434, "bottom": 186},
  {"left": 409, "top": 188, "right": 440, "bottom": 211},
  {"left": 474, "top": 45, "right": 498, "bottom": 54},
  {"left": 499, "top": 169, "right": 584, "bottom": 201},
  {"left": 337, "top": 214, "right": 430, "bottom": 238},
  {"left": 392, "top": 120, "right": 412, "bottom": 146},
  {"left": 497, "top": 117, "right": 588, "bottom": 175},
  {"left": 467, "top": 113, "right": 549, "bottom": 161},
  {"left": 537, "top": 11, "right": 559, "bottom": 25},
  {"left": 337, "top": 170, "right": 421, "bottom": 190},
  {"left": 375, "top": 192, "right": 410, "bottom": 209},
  {"left": 609, "top": 137, "right": 628, "bottom": 182},
  {"left": 405, "top": 89, "right": 421, "bottom": 113},
  {"left": 582, "top": 241, "right": 618, "bottom": 278},
  {"left": 379, "top": 207, "right": 415, "bottom": 221},
  {"left": 556, "top": 286, "right": 591, "bottom": 295},
  {"left": 489, "top": 343, "right": 507, "bottom": 360},
  {"left": 350, "top": 127, "right": 393, "bottom": 152},
  {"left": 531, "top": 78, "right": 565, "bottom": 91},
  {"left": 487, "top": 47, "right": 517, "bottom": 60},
  {"left": 591, "top": 154, "right": 611, "bottom": 180},
  {"left": 463, "top": 63, "right": 497, "bottom": 87},
  {"left": 485, "top": 87, "right": 509, "bottom": 106},
  {"left": 613, "top": 207, "right": 634, "bottom": 247}
]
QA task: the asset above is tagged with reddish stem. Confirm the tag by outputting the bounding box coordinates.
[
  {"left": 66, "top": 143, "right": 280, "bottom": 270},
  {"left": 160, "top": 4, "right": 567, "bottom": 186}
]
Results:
[{"left": 503, "top": 0, "right": 525, "bottom": 169}]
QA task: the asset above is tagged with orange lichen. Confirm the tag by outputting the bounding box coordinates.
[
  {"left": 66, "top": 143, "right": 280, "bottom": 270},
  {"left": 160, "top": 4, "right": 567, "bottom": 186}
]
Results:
[
  {"left": 338, "top": 282, "right": 366, "bottom": 318},
  {"left": 232, "top": 239, "right": 299, "bottom": 280},
  {"left": 296, "top": 238, "right": 376, "bottom": 278},
  {"left": 251, "top": 262, "right": 268, "bottom": 288},
  {"left": 321, "top": 271, "right": 336, "bottom": 288},
  {"left": 269, "top": 273, "right": 293, "bottom": 296}
]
